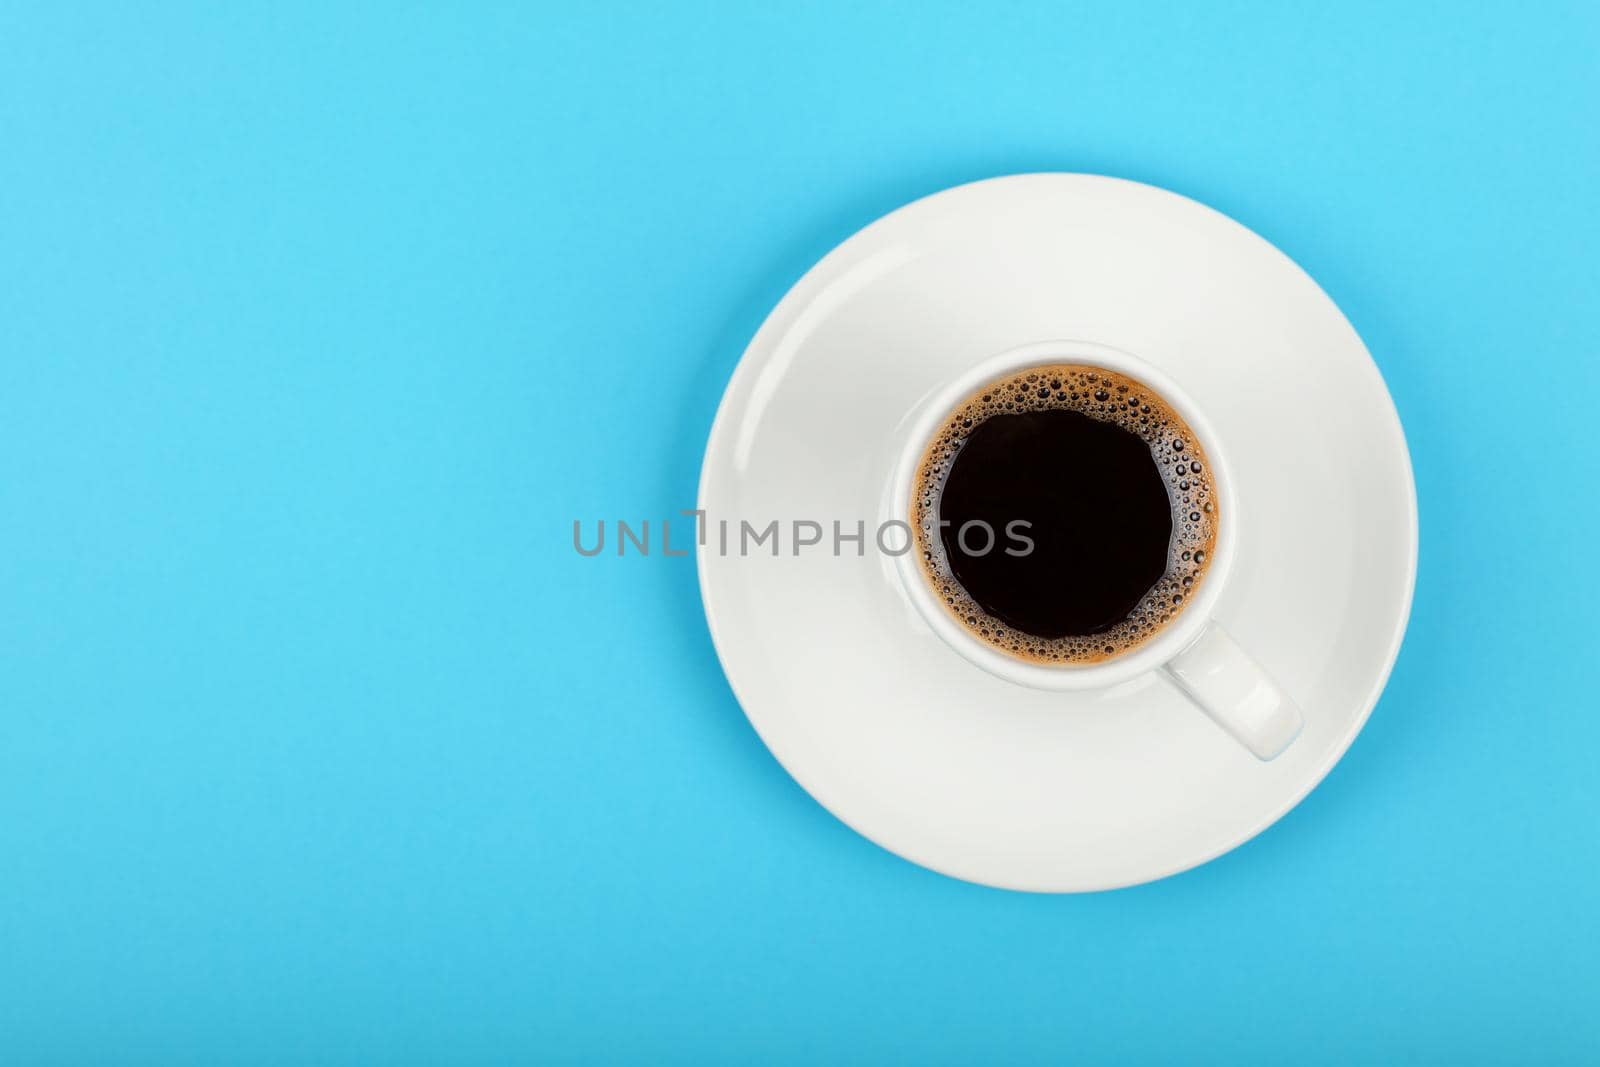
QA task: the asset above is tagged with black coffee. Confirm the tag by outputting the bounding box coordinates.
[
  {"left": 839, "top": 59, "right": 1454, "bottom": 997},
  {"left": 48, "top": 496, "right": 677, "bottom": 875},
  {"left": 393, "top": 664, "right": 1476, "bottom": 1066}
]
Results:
[{"left": 910, "top": 364, "right": 1218, "bottom": 664}]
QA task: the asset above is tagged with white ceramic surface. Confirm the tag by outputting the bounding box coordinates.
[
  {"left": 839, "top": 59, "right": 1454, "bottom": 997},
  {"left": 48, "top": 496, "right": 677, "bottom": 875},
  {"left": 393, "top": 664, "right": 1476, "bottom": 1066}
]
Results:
[{"left": 697, "top": 173, "right": 1417, "bottom": 892}]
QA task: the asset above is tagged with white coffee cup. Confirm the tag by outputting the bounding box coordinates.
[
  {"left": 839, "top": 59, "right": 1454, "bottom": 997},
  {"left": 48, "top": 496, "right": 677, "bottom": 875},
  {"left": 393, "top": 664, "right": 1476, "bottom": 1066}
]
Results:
[{"left": 889, "top": 339, "right": 1303, "bottom": 760}]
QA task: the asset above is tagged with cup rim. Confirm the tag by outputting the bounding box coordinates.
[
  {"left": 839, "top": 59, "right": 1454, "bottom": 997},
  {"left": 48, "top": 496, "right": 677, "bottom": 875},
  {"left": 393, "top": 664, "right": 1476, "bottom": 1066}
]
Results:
[{"left": 888, "top": 339, "right": 1239, "bottom": 691}]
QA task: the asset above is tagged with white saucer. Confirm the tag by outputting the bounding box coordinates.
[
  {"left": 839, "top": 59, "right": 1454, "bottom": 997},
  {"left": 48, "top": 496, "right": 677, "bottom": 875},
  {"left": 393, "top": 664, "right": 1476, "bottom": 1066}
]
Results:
[{"left": 697, "top": 174, "right": 1417, "bottom": 892}]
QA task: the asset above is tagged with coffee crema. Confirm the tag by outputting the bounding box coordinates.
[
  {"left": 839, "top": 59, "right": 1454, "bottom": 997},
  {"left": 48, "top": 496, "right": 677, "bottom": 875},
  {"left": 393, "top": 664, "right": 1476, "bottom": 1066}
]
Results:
[{"left": 910, "top": 364, "right": 1218, "bottom": 664}]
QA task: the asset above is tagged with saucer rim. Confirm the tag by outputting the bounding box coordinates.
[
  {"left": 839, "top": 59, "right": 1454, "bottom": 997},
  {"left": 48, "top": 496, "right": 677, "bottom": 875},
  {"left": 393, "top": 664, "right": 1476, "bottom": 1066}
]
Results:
[{"left": 696, "top": 172, "right": 1419, "bottom": 893}]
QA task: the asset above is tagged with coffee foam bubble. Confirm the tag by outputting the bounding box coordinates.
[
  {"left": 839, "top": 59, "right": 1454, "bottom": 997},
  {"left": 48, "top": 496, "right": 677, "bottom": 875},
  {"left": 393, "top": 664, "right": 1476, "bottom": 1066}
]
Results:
[{"left": 911, "top": 363, "right": 1219, "bottom": 665}]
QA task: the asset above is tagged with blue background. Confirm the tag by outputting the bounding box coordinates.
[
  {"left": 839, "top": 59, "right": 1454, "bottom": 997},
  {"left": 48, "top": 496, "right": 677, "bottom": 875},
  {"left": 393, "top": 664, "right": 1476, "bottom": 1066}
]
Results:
[{"left": 2, "top": 2, "right": 1597, "bottom": 1062}]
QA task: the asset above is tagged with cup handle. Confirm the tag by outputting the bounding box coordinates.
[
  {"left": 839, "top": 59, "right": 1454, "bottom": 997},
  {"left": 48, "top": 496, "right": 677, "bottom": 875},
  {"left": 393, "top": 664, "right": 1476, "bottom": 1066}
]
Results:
[{"left": 1163, "top": 622, "right": 1303, "bottom": 760}]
